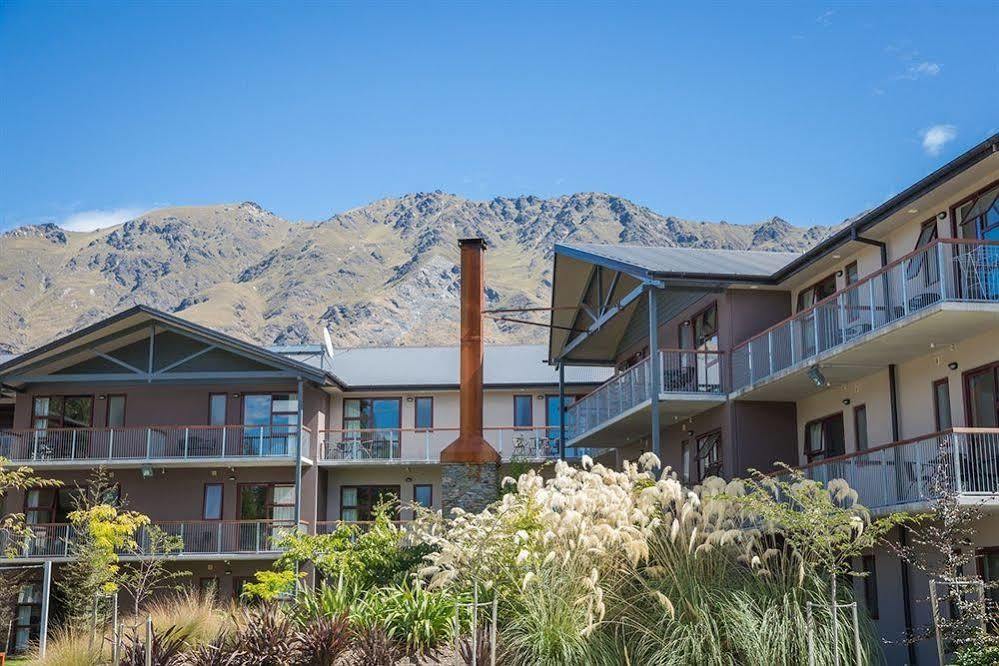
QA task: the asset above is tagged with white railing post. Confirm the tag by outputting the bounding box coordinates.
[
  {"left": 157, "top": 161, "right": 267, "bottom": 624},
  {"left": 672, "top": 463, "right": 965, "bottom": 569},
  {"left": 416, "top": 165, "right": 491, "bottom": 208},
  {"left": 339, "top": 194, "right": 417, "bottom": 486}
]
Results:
[
  {"left": 952, "top": 434, "right": 963, "bottom": 495},
  {"left": 789, "top": 320, "right": 797, "bottom": 366},
  {"left": 767, "top": 330, "right": 774, "bottom": 377},
  {"left": 900, "top": 260, "right": 909, "bottom": 316},
  {"left": 424, "top": 431, "right": 430, "bottom": 462},
  {"left": 145, "top": 428, "right": 152, "bottom": 459},
  {"left": 915, "top": 437, "right": 924, "bottom": 500},
  {"left": 71, "top": 430, "right": 77, "bottom": 460},
  {"left": 258, "top": 427, "right": 265, "bottom": 456},
  {"left": 813, "top": 309, "right": 820, "bottom": 354},
  {"left": 868, "top": 280, "right": 876, "bottom": 329},
  {"left": 32, "top": 432, "right": 38, "bottom": 461},
  {"left": 935, "top": 242, "right": 949, "bottom": 299},
  {"left": 255, "top": 523, "right": 261, "bottom": 552},
  {"left": 217, "top": 522, "right": 223, "bottom": 553},
  {"left": 221, "top": 427, "right": 227, "bottom": 457},
  {"left": 108, "top": 429, "right": 114, "bottom": 458},
  {"left": 184, "top": 428, "right": 189, "bottom": 458}
]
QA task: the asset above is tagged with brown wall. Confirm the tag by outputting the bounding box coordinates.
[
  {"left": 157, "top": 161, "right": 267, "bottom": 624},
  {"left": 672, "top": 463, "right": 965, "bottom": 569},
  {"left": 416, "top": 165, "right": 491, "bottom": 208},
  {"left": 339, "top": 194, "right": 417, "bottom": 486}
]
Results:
[{"left": 3, "top": 466, "right": 297, "bottom": 523}]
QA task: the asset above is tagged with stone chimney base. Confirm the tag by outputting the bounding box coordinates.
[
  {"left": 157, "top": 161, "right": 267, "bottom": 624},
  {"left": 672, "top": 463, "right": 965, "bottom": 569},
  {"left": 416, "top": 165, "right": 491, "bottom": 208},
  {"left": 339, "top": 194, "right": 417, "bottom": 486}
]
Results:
[{"left": 442, "top": 462, "right": 499, "bottom": 515}]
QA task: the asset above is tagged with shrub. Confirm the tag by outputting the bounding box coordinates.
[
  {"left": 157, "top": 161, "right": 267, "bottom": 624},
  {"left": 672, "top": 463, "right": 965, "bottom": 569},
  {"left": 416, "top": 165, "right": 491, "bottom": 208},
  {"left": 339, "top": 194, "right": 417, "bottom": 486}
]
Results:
[
  {"left": 294, "top": 614, "right": 352, "bottom": 666},
  {"left": 954, "top": 637, "right": 999, "bottom": 666},
  {"left": 140, "top": 587, "right": 230, "bottom": 649},
  {"left": 118, "top": 625, "right": 189, "bottom": 666},
  {"left": 348, "top": 625, "right": 406, "bottom": 666},
  {"left": 355, "top": 580, "right": 458, "bottom": 657}
]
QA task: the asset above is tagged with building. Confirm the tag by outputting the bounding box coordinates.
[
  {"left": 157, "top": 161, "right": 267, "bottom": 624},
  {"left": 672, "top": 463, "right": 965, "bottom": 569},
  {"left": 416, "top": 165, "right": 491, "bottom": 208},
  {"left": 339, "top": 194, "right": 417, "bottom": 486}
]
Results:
[
  {"left": 0, "top": 306, "right": 607, "bottom": 652},
  {"left": 546, "top": 133, "right": 999, "bottom": 664}
]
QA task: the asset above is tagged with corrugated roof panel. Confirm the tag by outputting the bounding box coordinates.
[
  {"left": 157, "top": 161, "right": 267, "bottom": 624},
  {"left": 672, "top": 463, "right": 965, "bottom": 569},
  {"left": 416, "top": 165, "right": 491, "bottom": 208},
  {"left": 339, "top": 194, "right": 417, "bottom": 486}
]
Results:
[
  {"left": 277, "top": 344, "right": 609, "bottom": 388},
  {"left": 560, "top": 243, "right": 801, "bottom": 278}
]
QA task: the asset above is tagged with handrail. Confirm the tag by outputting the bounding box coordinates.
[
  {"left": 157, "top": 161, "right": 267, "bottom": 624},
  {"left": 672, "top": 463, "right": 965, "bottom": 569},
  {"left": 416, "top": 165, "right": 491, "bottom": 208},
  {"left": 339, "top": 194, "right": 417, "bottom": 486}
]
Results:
[{"left": 734, "top": 238, "right": 995, "bottom": 352}]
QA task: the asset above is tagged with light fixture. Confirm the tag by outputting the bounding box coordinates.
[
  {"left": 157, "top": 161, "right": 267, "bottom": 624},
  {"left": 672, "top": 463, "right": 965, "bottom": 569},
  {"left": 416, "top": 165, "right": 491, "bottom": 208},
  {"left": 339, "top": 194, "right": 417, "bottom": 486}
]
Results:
[
  {"left": 536, "top": 395, "right": 544, "bottom": 401},
  {"left": 686, "top": 430, "right": 695, "bottom": 437},
  {"left": 405, "top": 476, "right": 413, "bottom": 483},
  {"left": 406, "top": 396, "right": 413, "bottom": 402},
  {"left": 140, "top": 465, "right": 154, "bottom": 479},
  {"left": 937, "top": 212, "right": 947, "bottom": 220},
  {"left": 227, "top": 467, "right": 237, "bottom": 481},
  {"left": 948, "top": 362, "right": 959, "bottom": 371},
  {"left": 832, "top": 254, "right": 841, "bottom": 259},
  {"left": 98, "top": 394, "right": 106, "bottom": 401},
  {"left": 807, "top": 365, "right": 828, "bottom": 388},
  {"left": 908, "top": 208, "right": 919, "bottom": 214},
  {"left": 842, "top": 398, "right": 851, "bottom": 406}
]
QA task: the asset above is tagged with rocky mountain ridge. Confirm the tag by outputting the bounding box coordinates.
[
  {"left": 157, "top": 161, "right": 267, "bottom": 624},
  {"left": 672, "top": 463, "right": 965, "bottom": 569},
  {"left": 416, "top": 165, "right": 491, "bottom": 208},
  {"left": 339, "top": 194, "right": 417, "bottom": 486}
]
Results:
[{"left": 0, "top": 192, "right": 839, "bottom": 353}]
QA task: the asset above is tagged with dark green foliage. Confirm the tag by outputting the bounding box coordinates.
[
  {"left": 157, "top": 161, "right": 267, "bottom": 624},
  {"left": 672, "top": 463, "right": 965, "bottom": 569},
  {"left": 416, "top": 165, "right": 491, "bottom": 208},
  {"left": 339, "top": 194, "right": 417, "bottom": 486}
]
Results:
[
  {"left": 348, "top": 625, "right": 407, "bottom": 666},
  {"left": 294, "top": 614, "right": 353, "bottom": 666},
  {"left": 118, "top": 625, "right": 190, "bottom": 666}
]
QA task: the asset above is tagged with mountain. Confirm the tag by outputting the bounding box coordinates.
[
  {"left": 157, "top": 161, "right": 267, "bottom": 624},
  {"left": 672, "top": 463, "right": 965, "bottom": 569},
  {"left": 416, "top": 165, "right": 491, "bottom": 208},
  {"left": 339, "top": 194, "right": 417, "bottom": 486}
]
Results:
[{"left": 0, "top": 193, "right": 839, "bottom": 354}]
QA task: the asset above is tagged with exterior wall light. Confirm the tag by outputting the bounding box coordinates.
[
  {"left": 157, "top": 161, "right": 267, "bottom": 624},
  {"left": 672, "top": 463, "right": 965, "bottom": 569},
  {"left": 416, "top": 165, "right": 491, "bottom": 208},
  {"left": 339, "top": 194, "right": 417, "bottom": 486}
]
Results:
[
  {"left": 842, "top": 398, "right": 851, "bottom": 406},
  {"left": 948, "top": 362, "right": 959, "bottom": 370}
]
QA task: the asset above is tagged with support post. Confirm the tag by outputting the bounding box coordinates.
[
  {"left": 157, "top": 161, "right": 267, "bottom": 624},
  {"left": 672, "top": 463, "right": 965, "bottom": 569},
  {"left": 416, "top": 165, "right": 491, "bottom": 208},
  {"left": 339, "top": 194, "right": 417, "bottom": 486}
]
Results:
[
  {"left": 647, "top": 288, "right": 662, "bottom": 462},
  {"left": 294, "top": 379, "right": 304, "bottom": 528},
  {"left": 558, "top": 362, "right": 566, "bottom": 460},
  {"left": 39, "top": 560, "right": 52, "bottom": 659}
]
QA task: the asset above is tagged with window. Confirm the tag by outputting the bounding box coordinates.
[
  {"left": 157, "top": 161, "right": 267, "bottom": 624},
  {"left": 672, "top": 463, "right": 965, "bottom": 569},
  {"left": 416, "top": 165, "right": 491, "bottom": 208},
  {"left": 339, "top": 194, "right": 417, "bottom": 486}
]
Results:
[
  {"left": 343, "top": 398, "right": 402, "bottom": 457},
  {"left": 861, "top": 555, "right": 879, "bottom": 619},
  {"left": 238, "top": 483, "right": 294, "bottom": 522},
  {"left": 24, "top": 487, "right": 75, "bottom": 524},
  {"left": 695, "top": 430, "right": 722, "bottom": 482},
  {"left": 209, "top": 394, "right": 228, "bottom": 426},
  {"left": 853, "top": 404, "right": 868, "bottom": 452},
  {"left": 413, "top": 484, "right": 433, "bottom": 509},
  {"left": 242, "top": 393, "right": 299, "bottom": 455},
  {"left": 805, "top": 413, "right": 846, "bottom": 463},
  {"left": 203, "top": 484, "right": 223, "bottom": 520},
  {"left": 106, "top": 395, "right": 126, "bottom": 427},
  {"left": 513, "top": 395, "right": 533, "bottom": 428},
  {"left": 32, "top": 395, "right": 93, "bottom": 429},
  {"left": 906, "top": 219, "right": 940, "bottom": 283},
  {"left": 678, "top": 303, "right": 721, "bottom": 390},
  {"left": 933, "top": 378, "right": 952, "bottom": 431},
  {"left": 978, "top": 547, "right": 999, "bottom": 610},
  {"left": 414, "top": 397, "right": 433, "bottom": 430},
  {"left": 965, "top": 362, "right": 998, "bottom": 428},
  {"left": 957, "top": 183, "right": 999, "bottom": 242},
  {"left": 844, "top": 262, "right": 860, "bottom": 322},
  {"left": 341, "top": 485, "right": 400, "bottom": 522},
  {"left": 14, "top": 582, "right": 42, "bottom": 652},
  {"left": 796, "top": 274, "right": 838, "bottom": 312},
  {"left": 681, "top": 440, "right": 691, "bottom": 484}
]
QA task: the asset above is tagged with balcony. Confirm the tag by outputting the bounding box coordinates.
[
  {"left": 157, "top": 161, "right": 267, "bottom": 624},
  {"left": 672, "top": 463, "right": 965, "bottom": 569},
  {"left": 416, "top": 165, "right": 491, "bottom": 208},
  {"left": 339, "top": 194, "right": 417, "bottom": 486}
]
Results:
[
  {"left": 797, "top": 428, "right": 999, "bottom": 515},
  {"left": 564, "top": 349, "right": 727, "bottom": 447},
  {"left": 732, "top": 240, "right": 999, "bottom": 400},
  {"left": 0, "top": 519, "right": 299, "bottom": 562},
  {"left": 317, "top": 427, "right": 608, "bottom": 465},
  {"left": 0, "top": 425, "right": 311, "bottom": 468}
]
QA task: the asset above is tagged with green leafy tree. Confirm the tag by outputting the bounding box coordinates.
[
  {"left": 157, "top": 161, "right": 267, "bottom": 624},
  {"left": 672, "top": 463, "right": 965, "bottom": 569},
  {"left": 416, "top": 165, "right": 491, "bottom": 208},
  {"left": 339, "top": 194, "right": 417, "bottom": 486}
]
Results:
[
  {"left": 241, "top": 569, "right": 303, "bottom": 602},
  {"left": 57, "top": 468, "right": 149, "bottom": 626}
]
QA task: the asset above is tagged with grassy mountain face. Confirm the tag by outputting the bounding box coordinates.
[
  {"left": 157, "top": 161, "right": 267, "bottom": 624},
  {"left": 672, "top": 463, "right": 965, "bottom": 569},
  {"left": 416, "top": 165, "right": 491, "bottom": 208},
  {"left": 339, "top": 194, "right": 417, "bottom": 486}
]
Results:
[{"left": 0, "top": 193, "right": 838, "bottom": 353}]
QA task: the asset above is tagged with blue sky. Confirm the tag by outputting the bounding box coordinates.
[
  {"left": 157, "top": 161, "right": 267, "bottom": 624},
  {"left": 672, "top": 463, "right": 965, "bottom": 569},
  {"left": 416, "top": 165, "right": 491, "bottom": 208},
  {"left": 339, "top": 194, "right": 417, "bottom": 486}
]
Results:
[{"left": 1, "top": 2, "right": 996, "bottom": 232}]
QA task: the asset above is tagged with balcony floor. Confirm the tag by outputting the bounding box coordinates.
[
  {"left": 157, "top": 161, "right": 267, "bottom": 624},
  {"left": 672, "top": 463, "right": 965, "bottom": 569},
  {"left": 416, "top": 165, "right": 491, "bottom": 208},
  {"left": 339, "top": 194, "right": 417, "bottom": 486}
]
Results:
[
  {"left": 733, "top": 301, "right": 999, "bottom": 402},
  {"left": 567, "top": 392, "right": 726, "bottom": 448},
  {"left": 8, "top": 455, "right": 312, "bottom": 470}
]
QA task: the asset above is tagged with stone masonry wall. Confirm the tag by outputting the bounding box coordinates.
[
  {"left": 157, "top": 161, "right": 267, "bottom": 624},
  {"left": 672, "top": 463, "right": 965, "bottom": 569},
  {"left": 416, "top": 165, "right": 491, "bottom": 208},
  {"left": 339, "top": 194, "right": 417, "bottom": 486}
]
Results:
[{"left": 441, "top": 462, "right": 499, "bottom": 515}]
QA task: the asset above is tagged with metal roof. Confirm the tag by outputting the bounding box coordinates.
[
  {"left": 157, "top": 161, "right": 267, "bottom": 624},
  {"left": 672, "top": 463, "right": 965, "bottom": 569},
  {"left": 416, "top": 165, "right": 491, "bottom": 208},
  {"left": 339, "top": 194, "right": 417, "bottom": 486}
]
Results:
[
  {"left": 280, "top": 344, "right": 610, "bottom": 389},
  {"left": 557, "top": 243, "right": 800, "bottom": 279}
]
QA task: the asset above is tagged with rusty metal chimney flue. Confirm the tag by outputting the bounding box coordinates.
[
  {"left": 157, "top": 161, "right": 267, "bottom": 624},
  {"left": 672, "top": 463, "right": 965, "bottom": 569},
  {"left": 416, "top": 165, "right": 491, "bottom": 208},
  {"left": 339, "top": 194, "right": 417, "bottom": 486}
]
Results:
[{"left": 440, "top": 238, "right": 500, "bottom": 464}]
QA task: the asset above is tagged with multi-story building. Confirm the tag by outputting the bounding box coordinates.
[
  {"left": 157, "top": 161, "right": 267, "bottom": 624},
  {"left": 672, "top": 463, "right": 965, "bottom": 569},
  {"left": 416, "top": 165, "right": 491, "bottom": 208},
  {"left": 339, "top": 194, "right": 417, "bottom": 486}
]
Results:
[
  {"left": 546, "top": 133, "right": 999, "bottom": 664},
  {"left": 0, "top": 306, "right": 606, "bottom": 652}
]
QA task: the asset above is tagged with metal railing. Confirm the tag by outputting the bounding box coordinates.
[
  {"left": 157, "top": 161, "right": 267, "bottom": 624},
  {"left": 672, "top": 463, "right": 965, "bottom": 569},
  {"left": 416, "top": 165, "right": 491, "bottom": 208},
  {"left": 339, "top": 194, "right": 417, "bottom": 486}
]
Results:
[
  {"left": 0, "top": 519, "right": 300, "bottom": 560},
  {"left": 732, "top": 240, "right": 999, "bottom": 391},
  {"left": 796, "top": 428, "right": 999, "bottom": 512},
  {"left": 565, "top": 349, "right": 726, "bottom": 441},
  {"left": 318, "top": 426, "right": 607, "bottom": 464},
  {"left": 0, "top": 425, "right": 310, "bottom": 463}
]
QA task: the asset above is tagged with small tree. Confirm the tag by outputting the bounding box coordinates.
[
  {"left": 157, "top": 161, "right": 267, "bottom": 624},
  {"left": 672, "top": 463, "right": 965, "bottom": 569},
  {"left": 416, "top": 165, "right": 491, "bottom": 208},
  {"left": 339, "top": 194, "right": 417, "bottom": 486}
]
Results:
[
  {"left": 889, "top": 441, "right": 998, "bottom": 659},
  {"left": 119, "top": 524, "right": 190, "bottom": 614},
  {"left": 736, "top": 466, "right": 917, "bottom": 663},
  {"left": 57, "top": 468, "right": 149, "bottom": 627}
]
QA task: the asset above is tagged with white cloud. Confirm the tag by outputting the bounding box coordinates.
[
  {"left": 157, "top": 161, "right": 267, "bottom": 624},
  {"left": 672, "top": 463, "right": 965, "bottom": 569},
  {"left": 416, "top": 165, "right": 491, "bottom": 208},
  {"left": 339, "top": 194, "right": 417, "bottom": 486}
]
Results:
[
  {"left": 816, "top": 9, "right": 835, "bottom": 25},
  {"left": 920, "top": 124, "right": 957, "bottom": 156},
  {"left": 60, "top": 207, "right": 147, "bottom": 232},
  {"left": 901, "top": 61, "right": 941, "bottom": 80}
]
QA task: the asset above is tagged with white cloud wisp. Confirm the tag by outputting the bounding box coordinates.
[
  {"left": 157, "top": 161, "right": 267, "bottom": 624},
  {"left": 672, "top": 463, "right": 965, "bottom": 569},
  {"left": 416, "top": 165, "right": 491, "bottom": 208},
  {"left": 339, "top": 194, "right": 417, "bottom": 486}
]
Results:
[
  {"left": 920, "top": 124, "right": 957, "bottom": 157},
  {"left": 60, "top": 207, "right": 147, "bottom": 232}
]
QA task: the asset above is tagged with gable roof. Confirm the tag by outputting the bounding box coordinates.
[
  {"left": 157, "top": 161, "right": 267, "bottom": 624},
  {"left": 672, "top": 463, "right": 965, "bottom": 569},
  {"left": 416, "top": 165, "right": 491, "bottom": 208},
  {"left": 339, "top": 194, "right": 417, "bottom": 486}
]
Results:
[{"left": 0, "top": 305, "right": 340, "bottom": 388}]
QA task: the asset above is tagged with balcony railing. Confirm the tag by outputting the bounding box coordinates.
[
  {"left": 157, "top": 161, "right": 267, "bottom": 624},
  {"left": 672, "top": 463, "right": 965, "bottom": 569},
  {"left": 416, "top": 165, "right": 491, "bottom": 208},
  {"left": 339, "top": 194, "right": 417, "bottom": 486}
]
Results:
[
  {"left": 318, "top": 426, "right": 606, "bottom": 464},
  {"left": 0, "top": 520, "right": 299, "bottom": 560},
  {"left": 796, "top": 428, "right": 999, "bottom": 512},
  {"left": 732, "top": 240, "right": 999, "bottom": 391},
  {"left": 565, "top": 349, "right": 726, "bottom": 441},
  {"left": 0, "top": 425, "right": 310, "bottom": 464}
]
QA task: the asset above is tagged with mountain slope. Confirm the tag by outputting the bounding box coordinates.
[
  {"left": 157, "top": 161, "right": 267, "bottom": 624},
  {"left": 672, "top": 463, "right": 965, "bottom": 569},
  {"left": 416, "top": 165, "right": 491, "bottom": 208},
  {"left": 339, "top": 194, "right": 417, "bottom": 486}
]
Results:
[{"left": 0, "top": 192, "right": 838, "bottom": 353}]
